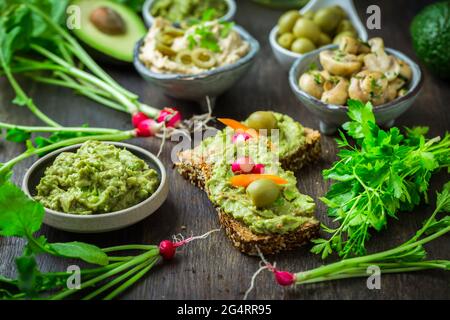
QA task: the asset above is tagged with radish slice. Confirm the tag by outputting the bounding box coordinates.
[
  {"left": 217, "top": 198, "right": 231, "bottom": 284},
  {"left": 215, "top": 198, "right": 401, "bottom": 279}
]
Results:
[
  {"left": 232, "top": 132, "right": 252, "bottom": 144},
  {"left": 157, "top": 107, "right": 181, "bottom": 128},
  {"left": 252, "top": 164, "right": 265, "bottom": 174},
  {"left": 232, "top": 157, "right": 255, "bottom": 174}
]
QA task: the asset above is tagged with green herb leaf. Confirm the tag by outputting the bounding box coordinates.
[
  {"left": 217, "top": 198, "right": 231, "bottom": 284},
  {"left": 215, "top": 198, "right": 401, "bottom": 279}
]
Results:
[
  {"left": 16, "top": 254, "right": 40, "bottom": 296},
  {"left": 49, "top": 242, "right": 109, "bottom": 266},
  {"left": 5, "top": 127, "right": 31, "bottom": 142},
  {"left": 0, "top": 181, "right": 44, "bottom": 237}
]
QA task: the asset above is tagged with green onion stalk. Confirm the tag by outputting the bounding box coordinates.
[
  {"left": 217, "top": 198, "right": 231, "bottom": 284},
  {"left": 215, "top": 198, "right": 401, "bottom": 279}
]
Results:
[
  {"left": 244, "top": 183, "right": 450, "bottom": 299},
  {"left": 1, "top": 2, "right": 181, "bottom": 130}
]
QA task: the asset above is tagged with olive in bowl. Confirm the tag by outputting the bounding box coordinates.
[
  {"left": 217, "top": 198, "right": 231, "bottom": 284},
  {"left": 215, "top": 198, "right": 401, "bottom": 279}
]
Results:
[
  {"left": 134, "top": 18, "right": 260, "bottom": 110},
  {"left": 288, "top": 40, "right": 423, "bottom": 135},
  {"left": 22, "top": 141, "right": 169, "bottom": 233},
  {"left": 270, "top": 0, "right": 368, "bottom": 70}
]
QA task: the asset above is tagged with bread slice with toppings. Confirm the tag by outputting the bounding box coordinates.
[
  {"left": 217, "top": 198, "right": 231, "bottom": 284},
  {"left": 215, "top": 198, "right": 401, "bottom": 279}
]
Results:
[{"left": 175, "top": 112, "right": 321, "bottom": 255}]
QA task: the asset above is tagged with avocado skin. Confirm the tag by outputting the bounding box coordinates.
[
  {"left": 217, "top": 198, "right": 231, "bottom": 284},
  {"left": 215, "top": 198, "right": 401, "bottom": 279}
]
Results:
[{"left": 410, "top": 1, "right": 450, "bottom": 79}]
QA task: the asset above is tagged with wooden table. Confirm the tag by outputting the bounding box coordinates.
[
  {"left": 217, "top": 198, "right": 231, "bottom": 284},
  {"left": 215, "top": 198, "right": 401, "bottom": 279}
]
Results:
[{"left": 1, "top": 0, "right": 449, "bottom": 300}]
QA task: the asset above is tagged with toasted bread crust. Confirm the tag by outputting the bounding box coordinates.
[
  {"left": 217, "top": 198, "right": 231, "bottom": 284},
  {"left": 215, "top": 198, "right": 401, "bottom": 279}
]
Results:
[{"left": 175, "top": 127, "right": 321, "bottom": 255}]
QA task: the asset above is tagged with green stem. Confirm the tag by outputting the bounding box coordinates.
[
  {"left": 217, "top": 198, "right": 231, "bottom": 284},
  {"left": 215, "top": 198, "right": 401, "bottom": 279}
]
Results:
[
  {"left": 104, "top": 256, "right": 160, "bottom": 300},
  {"left": 297, "top": 225, "right": 450, "bottom": 282},
  {"left": 0, "top": 57, "right": 60, "bottom": 127},
  {"left": 26, "top": 3, "right": 138, "bottom": 101},
  {"left": 102, "top": 245, "right": 157, "bottom": 253},
  {"left": 0, "top": 122, "right": 122, "bottom": 134},
  {"left": 49, "top": 248, "right": 159, "bottom": 300},
  {"left": 30, "top": 44, "right": 138, "bottom": 114},
  {"left": 82, "top": 259, "right": 154, "bottom": 300},
  {"left": 0, "top": 131, "right": 135, "bottom": 175}
]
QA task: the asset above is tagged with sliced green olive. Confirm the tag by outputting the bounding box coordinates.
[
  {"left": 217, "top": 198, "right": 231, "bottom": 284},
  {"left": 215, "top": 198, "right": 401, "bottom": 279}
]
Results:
[
  {"left": 246, "top": 179, "right": 281, "bottom": 208},
  {"left": 278, "top": 32, "right": 295, "bottom": 49},
  {"left": 247, "top": 111, "right": 278, "bottom": 133},
  {"left": 156, "top": 42, "right": 176, "bottom": 57},
  {"left": 175, "top": 50, "right": 193, "bottom": 66},
  {"left": 156, "top": 32, "right": 175, "bottom": 46},
  {"left": 164, "top": 26, "right": 185, "bottom": 37},
  {"left": 192, "top": 48, "right": 217, "bottom": 69}
]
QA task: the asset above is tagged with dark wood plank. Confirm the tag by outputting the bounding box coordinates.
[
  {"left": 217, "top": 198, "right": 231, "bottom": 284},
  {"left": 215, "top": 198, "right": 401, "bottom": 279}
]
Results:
[{"left": 0, "top": 0, "right": 449, "bottom": 299}]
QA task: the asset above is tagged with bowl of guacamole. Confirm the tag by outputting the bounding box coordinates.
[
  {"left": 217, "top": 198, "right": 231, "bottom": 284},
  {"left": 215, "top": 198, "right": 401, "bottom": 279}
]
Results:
[
  {"left": 22, "top": 141, "right": 169, "bottom": 233},
  {"left": 142, "top": 0, "right": 236, "bottom": 27}
]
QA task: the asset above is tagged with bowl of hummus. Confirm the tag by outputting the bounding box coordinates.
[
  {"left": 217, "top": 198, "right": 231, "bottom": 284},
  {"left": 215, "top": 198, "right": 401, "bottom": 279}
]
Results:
[
  {"left": 133, "top": 17, "right": 260, "bottom": 109},
  {"left": 22, "top": 141, "right": 169, "bottom": 233}
]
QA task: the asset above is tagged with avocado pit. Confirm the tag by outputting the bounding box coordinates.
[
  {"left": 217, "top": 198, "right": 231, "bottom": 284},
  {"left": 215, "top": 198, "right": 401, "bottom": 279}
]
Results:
[{"left": 90, "top": 6, "right": 127, "bottom": 35}]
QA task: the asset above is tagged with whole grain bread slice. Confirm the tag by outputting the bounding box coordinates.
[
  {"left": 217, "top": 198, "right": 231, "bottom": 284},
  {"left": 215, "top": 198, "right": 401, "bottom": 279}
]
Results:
[{"left": 175, "top": 127, "right": 321, "bottom": 255}]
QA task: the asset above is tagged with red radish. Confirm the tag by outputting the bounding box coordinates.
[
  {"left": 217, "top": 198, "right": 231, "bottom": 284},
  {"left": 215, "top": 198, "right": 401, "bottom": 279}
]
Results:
[
  {"left": 274, "top": 270, "right": 296, "bottom": 286},
  {"left": 232, "top": 157, "right": 255, "bottom": 174},
  {"left": 252, "top": 164, "right": 265, "bottom": 174},
  {"left": 157, "top": 107, "right": 181, "bottom": 128},
  {"left": 136, "top": 119, "right": 161, "bottom": 137},
  {"left": 132, "top": 112, "right": 149, "bottom": 128},
  {"left": 232, "top": 131, "right": 252, "bottom": 144},
  {"left": 159, "top": 240, "right": 176, "bottom": 260}
]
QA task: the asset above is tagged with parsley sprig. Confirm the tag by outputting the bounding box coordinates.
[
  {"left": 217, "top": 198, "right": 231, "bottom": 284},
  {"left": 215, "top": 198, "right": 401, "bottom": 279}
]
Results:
[{"left": 312, "top": 100, "right": 450, "bottom": 259}]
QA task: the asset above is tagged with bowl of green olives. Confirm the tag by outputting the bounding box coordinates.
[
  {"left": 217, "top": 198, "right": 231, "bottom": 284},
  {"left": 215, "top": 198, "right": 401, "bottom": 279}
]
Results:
[
  {"left": 133, "top": 25, "right": 260, "bottom": 110},
  {"left": 270, "top": 0, "right": 368, "bottom": 70},
  {"left": 142, "top": 0, "right": 236, "bottom": 27}
]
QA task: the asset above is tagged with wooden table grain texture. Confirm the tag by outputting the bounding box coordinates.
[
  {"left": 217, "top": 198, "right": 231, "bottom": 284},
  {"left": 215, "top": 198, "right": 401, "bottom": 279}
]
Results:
[{"left": 0, "top": 0, "right": 449, "bottom": 300}]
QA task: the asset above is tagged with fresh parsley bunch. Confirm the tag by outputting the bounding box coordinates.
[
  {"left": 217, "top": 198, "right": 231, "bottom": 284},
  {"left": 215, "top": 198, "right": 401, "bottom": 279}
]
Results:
[{"left": 312, "top": 100, "right": 450, "bottom": 259}]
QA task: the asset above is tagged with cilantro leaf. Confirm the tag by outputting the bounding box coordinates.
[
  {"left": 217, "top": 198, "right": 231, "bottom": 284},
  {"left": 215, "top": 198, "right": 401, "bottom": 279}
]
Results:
[{"left": 0, "top": 181, "right": 44, "bottom": 237}]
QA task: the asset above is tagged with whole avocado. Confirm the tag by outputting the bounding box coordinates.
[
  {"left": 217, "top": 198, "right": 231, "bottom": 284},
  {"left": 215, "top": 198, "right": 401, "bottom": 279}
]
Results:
[{"left": 410, "top": 1, "right": 450, "bottom": 79}]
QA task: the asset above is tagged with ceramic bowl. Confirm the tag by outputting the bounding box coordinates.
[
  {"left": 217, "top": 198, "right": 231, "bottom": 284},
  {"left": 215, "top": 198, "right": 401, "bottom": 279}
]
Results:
[
  {"left": 22, "top": 142, "right": 169, "bottom": 233},
  {"left": 142, "top": 0, "right": 237, "bottom": 27},
  {"left": 269, "top": 0, "right": 368, "bottom": 71},
  {"left": 133, "top": 25, "right": 260, "bottom": 111},
  {"left": 289, "top": 44, "right": 424, "bottom": 135}
]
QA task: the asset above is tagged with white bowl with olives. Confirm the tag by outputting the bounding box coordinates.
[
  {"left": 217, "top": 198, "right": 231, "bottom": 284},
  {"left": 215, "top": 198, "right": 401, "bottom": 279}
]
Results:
[{"left": 269, "top": 0, "right": 368, "bottom": 70}]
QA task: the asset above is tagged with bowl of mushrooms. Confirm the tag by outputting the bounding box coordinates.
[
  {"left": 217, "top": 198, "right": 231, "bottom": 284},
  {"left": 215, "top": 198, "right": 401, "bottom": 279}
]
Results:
[{"left": 289, "top": 37, "right": 423, "bottom": 134}]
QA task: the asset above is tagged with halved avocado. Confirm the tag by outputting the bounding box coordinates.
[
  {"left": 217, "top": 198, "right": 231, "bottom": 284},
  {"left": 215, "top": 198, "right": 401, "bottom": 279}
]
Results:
[{"left": 72, "top": 0, "right": 147, "bottom": 63}]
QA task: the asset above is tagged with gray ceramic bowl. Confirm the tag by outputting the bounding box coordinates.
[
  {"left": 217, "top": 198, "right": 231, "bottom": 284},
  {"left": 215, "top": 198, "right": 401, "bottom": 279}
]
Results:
[
  {"left": 142, "top": 0, "right": 237, "bottom": 27},
  {"left": 133, "top": 25, "right": 260, "bottom": 111},
  {"left": 22, "top": 142, "right": 169, "bottom": 233},
  {"left": 289, "top": 44, "right": 423, "bottom": 135}
]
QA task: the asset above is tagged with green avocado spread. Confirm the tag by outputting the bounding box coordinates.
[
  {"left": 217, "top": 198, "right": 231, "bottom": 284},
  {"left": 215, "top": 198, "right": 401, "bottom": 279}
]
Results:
[
  {"left": 245, "top": 112, "right": 306, "bottom": 159},
  {"left": 199, "top": 112, "right": 315, "bottom": 235},
  {"left": 35, "top": 141, "right": 159, "bottom": 215}
]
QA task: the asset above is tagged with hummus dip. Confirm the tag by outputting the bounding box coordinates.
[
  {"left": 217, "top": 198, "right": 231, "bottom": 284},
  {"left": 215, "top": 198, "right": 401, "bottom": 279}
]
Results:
[{"left": 139, "top": 17, "right": 250, "bottom": 75}]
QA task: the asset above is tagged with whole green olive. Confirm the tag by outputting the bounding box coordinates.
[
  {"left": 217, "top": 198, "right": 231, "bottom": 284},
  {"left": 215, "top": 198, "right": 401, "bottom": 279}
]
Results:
[
  {"left": 317, "top": 32, "right": 331, "bottom": 46},
  {"left": 278, "top": 10, "right": 301, "bottom": 34},
  {"left": 336, "top": 19, "right": 356, "bottom": 34},
  {"left": 278, "top": 32, "right": 295, "bottom": 49},
  {"left": 246, "top": 179, "right": 281, "bottom": 208},
  {"left": 247, "top": 111, "right": 278, "bottom": 132},
  {"left": 331, "top": 5, "right": 347, "bottom": 19},
  {"left": 333, "top": 31, "right": 357, "bottom": 45},
  {"left": 313, "top": 7, "right": 341, "bottom": 34},
  {"left": 291, "top": 37, "right": 316, "bottom": 54},
  {"left": 302, "top": 10, "right": 315, "bottom": 20},
  {"left": 292, "top": 18, "right": 321, "bottom": 44}
]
